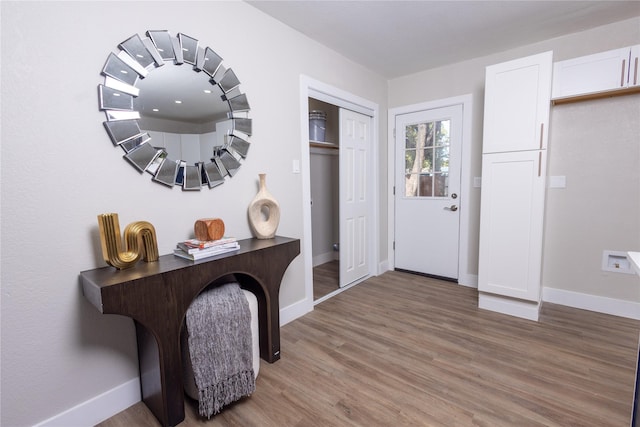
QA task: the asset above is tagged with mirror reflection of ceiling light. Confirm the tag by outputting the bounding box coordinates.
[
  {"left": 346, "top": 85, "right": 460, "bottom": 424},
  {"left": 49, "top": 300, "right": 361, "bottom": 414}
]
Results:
[
  {"left": 152, "top": 108, "right": 159, "bottom": 112},
  {"left": 175, "top": 100, "right": 182, "bottom": 104},
  {"left": 204, "top": 89, "right": 212, "bottom": 94}
]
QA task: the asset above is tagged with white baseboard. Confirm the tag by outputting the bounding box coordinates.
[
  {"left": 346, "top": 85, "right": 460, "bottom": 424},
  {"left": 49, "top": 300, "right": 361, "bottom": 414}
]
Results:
[
  {"left": 280, "top": 296, "right": 314, "bottom": 326},
  {"left": 378, "top": 259, "right": 389, "bottom": 274},
  {"left": 458, "top": 273, "right": 478, "bottom": 288},
  {"left": 542, "top": 287, "right": 640, "bottom": 320},
  {"left": 33, "top": 377, "right": 140, "bottom": 427},
  {"left": 478, "top": 292, "right": 540, "bottom": 321}
]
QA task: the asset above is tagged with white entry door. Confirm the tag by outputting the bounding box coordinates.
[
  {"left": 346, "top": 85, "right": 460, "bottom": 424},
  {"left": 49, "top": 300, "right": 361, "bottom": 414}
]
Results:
[
  {"left": 394, "top": 104, "right": 463, "bottom": 280},
  {"left": 339, "top": 108, "right": 371, "bottom": 287}
]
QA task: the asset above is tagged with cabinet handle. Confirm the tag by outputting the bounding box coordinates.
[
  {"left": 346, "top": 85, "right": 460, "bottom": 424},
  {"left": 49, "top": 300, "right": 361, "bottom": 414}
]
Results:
[
  {"left": 539, "top": 123, "right": 544, "bottom": 149},
  {"left": 634, "top": 57, "right": 638, "bottom": 86},
  {"left": 538, "top": 152, "right": 542, "bottom": 177},
  {"left": 621, "top": 59, "right": 626, "bottom": 87}
]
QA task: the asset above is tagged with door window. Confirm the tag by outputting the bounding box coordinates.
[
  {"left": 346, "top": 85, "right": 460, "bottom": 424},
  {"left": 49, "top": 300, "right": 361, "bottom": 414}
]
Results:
[{"left": 403, "top": 119, "right": 450, "bottom": 198}]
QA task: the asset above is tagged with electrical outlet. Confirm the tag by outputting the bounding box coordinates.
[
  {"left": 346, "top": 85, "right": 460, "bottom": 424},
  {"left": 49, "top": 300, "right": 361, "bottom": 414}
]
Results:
[{"left": 602, "top": 250, "right": 635, "bottom": 274}]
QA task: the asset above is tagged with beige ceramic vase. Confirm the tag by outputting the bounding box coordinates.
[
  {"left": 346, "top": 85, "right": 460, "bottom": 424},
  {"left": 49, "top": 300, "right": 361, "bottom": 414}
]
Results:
[{"left": 248, "top": 173, "right": 280, "bottom": 239}]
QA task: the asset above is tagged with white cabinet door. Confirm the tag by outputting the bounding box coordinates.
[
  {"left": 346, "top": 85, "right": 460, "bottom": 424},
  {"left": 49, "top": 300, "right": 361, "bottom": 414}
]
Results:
[
  {"left": 478, "top": 151, "right": 546, "bottom": 301},
  {"left": 483, "top": 51, "right": 552, "bottom": 154},
  {"left": 552, "top": 47, "right": 632, "bottom": 98}
]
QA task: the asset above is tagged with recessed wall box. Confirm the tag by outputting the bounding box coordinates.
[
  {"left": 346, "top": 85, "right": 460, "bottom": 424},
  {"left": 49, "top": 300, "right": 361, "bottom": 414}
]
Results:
[{"left": 602, "top": 250, "right": 635, "bottom": 274}]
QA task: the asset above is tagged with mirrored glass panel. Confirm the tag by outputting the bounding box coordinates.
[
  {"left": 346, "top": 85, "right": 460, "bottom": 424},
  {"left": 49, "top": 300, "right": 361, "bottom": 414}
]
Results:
[
  {"left": 178, "top": 33, "right": 198, "bottom": 65},
  {"left": 124, "top": 142, "right": 161, "bottom": 172},
  {"left": 119, "top": 34, "right": 157, "bottom": 69}
]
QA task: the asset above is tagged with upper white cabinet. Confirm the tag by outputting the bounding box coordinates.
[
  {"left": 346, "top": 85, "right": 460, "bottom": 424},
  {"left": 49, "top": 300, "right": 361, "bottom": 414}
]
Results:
[
  {"left": 482, "top": 51, "right": 553, "bottom": 154},
  {"left": 552, "top": 45, "right": 640, "bottom": 99}
]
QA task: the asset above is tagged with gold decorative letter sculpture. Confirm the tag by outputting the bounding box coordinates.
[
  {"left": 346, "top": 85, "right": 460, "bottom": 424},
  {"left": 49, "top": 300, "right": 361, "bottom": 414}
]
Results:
[{"left": 97, "top": 213, "right": 159, "bottom": 269}]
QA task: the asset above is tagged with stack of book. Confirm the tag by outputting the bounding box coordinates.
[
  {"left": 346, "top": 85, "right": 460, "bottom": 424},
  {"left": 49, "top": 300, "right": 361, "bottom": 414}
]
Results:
[{"left": 173, "top": 237, "right": 240, "bottom": 261}]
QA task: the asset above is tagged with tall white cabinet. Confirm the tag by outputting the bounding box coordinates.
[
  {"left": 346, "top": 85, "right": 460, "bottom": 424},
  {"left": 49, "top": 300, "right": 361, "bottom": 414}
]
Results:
[{"left": 478, "top": 51, "right": 553, "bottom": 321}]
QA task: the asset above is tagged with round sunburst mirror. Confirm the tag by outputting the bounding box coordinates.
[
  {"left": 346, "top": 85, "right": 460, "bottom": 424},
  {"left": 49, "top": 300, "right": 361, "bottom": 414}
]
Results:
[{"left": 98, "top": 30, "right": 251, "bottom": 190}]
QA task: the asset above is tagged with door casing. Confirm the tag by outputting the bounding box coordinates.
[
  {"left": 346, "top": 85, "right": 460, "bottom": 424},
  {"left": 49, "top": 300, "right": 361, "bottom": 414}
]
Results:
[{"left": 299, "top": 75, "right": 380, "bottom": 314}]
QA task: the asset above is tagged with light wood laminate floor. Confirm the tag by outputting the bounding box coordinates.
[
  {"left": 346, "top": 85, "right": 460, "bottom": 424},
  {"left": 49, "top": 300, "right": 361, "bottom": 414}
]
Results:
[
  {"left": 98, "top": 270, "right": 640, "bottom": 426},
  {"left": 313, "top": 260, "right": 339, "bottom": 300}
]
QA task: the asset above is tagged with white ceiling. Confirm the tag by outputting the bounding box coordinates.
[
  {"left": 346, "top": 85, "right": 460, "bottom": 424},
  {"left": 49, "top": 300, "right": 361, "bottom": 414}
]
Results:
[{"left": 246, "top": 0, "right": 640, "bottom": 78}]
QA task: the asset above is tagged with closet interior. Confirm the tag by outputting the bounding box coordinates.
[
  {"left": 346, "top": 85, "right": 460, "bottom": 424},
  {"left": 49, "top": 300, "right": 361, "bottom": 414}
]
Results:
[{"left": 309, "top": 98, "right": 340, "bottom": 301}]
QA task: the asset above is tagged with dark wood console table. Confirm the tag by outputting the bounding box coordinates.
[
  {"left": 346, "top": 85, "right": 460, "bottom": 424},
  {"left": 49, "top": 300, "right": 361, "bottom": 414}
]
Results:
[{"left": 80, "top": 236, "right": 300, "bottom": 427}]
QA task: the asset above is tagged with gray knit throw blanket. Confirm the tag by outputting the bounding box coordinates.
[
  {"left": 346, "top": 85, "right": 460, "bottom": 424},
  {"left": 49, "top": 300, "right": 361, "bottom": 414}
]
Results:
[{"left": 185, "top": 282, "right": 255, "bottom": 418}]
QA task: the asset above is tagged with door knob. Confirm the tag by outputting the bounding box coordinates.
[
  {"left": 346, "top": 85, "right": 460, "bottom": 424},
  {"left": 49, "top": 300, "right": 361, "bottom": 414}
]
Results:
[{"left": 445, "top": 205, "right": 458, "bottom": 212}]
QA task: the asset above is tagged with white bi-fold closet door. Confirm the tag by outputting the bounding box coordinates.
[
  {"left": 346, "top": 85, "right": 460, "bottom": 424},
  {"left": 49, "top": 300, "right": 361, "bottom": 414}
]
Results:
[{"left": 339, "top": 108, "right": 372, "bottom": 287}]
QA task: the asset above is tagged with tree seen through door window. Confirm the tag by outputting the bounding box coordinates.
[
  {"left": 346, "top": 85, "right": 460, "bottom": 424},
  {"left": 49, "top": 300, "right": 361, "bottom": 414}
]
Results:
[{"left": 404, "top": 119, "right": 450, "bottom": 197}]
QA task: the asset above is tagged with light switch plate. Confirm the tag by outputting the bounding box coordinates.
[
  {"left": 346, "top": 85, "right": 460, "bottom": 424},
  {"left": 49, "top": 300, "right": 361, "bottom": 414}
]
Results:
[{"left": 549, "top": 175, "right": 566, "bottom": 188}]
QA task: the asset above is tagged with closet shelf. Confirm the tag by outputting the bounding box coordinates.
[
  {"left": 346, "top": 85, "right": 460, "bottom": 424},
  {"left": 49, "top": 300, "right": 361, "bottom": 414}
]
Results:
[
  {"left": 551, "top": 86, "right": 640, "bottom": 105},
  {"left": 310, "top": 141, "right": 339, "bottom": 150}
]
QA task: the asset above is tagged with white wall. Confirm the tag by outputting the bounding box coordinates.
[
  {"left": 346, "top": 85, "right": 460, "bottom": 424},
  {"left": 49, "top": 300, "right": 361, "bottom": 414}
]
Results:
[
  {"left": 544, "top": 95, "right": 640, "bottom": 301},
  {"left": 0, "top": 1, "right": 387, "bottom": 425},
  {"left": 388, "top": 17, "right": 640, "bottom": 295}
]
